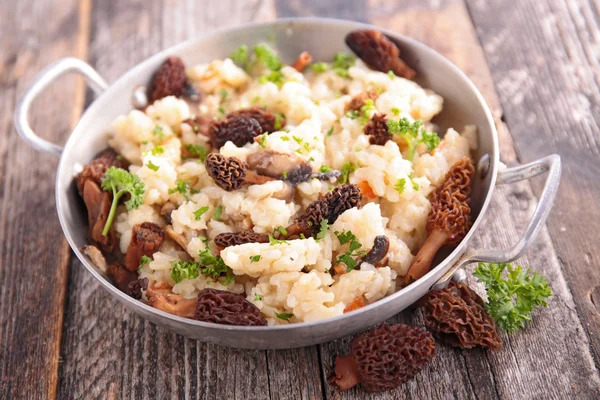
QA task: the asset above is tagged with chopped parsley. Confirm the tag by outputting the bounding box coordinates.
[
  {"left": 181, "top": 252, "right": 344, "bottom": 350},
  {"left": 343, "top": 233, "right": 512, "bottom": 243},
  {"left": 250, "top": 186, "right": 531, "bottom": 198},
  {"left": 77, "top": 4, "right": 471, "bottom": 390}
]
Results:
[
  {"left": 193, "top": 206, "right": 210, "bottom": 221},
  {"left": 168, "top": 179, "right": 191, "bottom": 197},
  {"left": 230, "top": 44, "right": 249, "bottom": 68},
  {"left": 391, "top": 107, "right": 401, "bottom": 116},
  {"left": 319, "top": 164, "right": 331, "bottom": 173},
  {"left": 218, "top": 89, "right": 228, "bottom": 100},
  {"left": 151, "top": 145, "right": 164, "bottom": 155},
  {"left": 255, "top": 293, "right": 264, "bottom": 301},
  {"left": 214, "top": 205, "right": 223, "bottom": 221},
  {"left": 394, "top": 178, "right": 406, "bottom": 194},
  {"left": 358, "top": 99, "right": 377, "bottom": 124},
  {"left": 218, "top": 106, "right": 226, "bottom": 115},
  {"left": 146, "top": 160, "right": 160, "bottom": 171},
  {"left": 345, "top": 109, "right": 360, "bottom": 119},
  {"left": 138, "top": 255, "right": 152, "bottom": 271},
  {"left": 185, "top": 144, "right": 210, "bottom": 162},
  {"left": 275, "top": 226, "right": 288, "bottom": 236},
  {"left": 281, "top": 170, "right": 288, "bottom": 180},
  {"left": 280, "top": 135, "right": 290, "bottom": 141},
  {"left": 311, "top": 62, "right": 329, "bottom": 73},
  {"left": 326, "top": 126, "right": 334, "bottom": 136},
  {"left": 269, "top": 235, "right": 289, "bottom": 246},
  {"left": 275, "top": 312, "right": 294, "bottom": 321},
  {"left": 388, "top": 70, "right": 395, "bottom": 79},
  {"left": 292, "top": 135, "right": 303, "bottom": 144},
  {"left": 315, "top": 219, "right": 330, "bottom": 242},
  {"left": 198, "top": 247, "right": 234, "bottom": 285},
  {"left": 259, "top": 132, "right": 268, "bottom": 148},
  {"left": 274, "top": 113, "right": 285, "bottom": 130},
  {"left": 152, "top": 125, "right": 165, "bottom": 140},
  {"left": 334, "top": 230, "right": 366, "bottom": 272},
  {"left": 411, "top": 177, "right": 420, "bottom": 191},
  {"left": 332, "top": 52, "right": 355, "bottom": 78},
  {"left": 339, "top": 162, "right": 358, "bottom": 184},
  {"left": 100, "top": 167, "right": 145, "bottom": 236},
  {"left": 250, "top": 255, "right": 261, "bottom": 263},
  {"left": 170, "top": 260, "right": 201, "bottom": 283},
  {"left": 386, "top": 118, "right": 440, "bottom": 161},
  {"left": 254, "top": 43, "right": 282, "bottom": 70}
]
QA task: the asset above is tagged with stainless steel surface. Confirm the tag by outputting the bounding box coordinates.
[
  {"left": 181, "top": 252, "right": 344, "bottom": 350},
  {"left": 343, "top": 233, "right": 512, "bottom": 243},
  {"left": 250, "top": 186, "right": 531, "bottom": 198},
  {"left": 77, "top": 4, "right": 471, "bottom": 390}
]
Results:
[
  {"left": 15, "top": 18, "right": 560, "bottom": 349},
  {"left": 14, "top": 58, "right": 108, "bottom": 156}
]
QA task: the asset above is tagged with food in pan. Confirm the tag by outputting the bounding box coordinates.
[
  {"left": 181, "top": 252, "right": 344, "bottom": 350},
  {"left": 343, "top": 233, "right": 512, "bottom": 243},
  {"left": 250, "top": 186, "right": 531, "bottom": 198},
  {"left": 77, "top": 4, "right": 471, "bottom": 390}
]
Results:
[{"left": 77, "top": 29, "right": 479, "bottom": 325}]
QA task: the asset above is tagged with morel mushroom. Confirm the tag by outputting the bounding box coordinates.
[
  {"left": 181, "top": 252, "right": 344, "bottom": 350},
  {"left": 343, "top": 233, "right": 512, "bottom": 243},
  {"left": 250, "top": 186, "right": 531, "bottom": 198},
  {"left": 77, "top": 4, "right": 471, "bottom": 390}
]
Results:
[
  {"left": 204, "top": 153, "right": 276, "bottom": 191},
  {"left": 423, "top": 282, "right": 502, "bottom": 350},
  {"left": 345, "top": 30, "right": 416, "bottom": 79},
  {"left": 214, "top": 231, "right": 269, "bottom": 249},
  {"left": 209, "top": 117, "right": 263, "bottom": 148},
  {"left": 195, "top": 288, "right": 268, "bottom": 326},
  {"left": 364, "top": 113, "right": 392, "bottom": 145},
  {"left": 227, "top": 107, "right": 283, "bottom": 134},
  {"left": 344, "top": 89, "right": 380, "bottom": 113},
  {"left": 147, "top": 288, "right": 197, "bottom": 318},
  {"left": 147, "top": 56, "right": 188, "bottom": 102},
  {"left": 404, "top": 157, "right": 475, "bottom": 284},
  {"left": 124, "top": 222, "right": 165, "bottom": 271},
  {"left": 330, "top": 324, "right": 435, "bottom": 392},
  {"left": 287, "top": 184, "right": 362, "bottom": 236}
]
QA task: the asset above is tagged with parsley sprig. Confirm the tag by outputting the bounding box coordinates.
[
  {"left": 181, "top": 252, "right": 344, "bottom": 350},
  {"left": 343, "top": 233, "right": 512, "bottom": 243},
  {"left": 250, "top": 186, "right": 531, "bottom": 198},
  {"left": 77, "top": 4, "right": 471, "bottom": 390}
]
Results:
[
  {"left": 334, "top": 230, "right": 366, "bottom": 272},
  {"left": 386, "top": 118, "right": 440, "bottom": 161},
  {"left": 171, "top": 247, "right": 234, "bottom": 285},
  {"left": 474, "top": 263, "right": 552, "bottom": 332},
  {"left": 100, "top": 167, "right": 145, "bottom": 236}
]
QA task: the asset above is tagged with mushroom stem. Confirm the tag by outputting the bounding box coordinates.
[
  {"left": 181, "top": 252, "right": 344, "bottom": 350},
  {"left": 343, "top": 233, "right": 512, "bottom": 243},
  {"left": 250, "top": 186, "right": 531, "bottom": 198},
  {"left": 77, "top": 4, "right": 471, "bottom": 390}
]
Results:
[
  {"left": 404, "top": 228, "right": 449, "bottom": 284},
  {"left": 244, "top": 170, "right": 277, "bottom": 185},
  {"left": 331, "top": 354, "right": 362, "bottom": 391},
  {"left": 147, "top": 289, "right": 197, "bottom": 318}
]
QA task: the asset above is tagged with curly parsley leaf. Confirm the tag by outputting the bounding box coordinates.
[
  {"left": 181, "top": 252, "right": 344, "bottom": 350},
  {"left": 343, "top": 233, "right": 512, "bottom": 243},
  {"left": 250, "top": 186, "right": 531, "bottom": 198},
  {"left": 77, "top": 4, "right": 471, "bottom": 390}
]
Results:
[
  {"left": 275, "top": 312, "right": 294, "bottom": 321},
  {"left": 146, "top": 160, "right": 160, "bottom": 171},
  {"left": 185, "top": 144, "right": 210, "bottom": 162},
  {"left": 315, "top": 219, "right": 330, "bottom": 242},
  {"left": 198, "top": 247, "right": 235, "bottom": 285},
  {"left": 138, "top": 255, "right": 152, "bottom": 272},
  {"left": 269, "top": 235, "right": 289, "bottom": 246},
  {"left": 332, "top": 52, "right": 355, "bottom": 78},
  {"left": 250, "top": 255, "right": 261, "bottom": 263},
  {"left": 334, "top": 230, "right": 366, "bottom": 272},
  {"left": 214, "top": 205, "right": 223, "bottom": 221},
  {"left": 100, "top": 167, "right": 146, "bottom": 236},
  {"left": 230, "top": 44, "right": 249, "bottom": 68},
  {"left": 254, "top": 293, "right": 263, "bottom": 301},
  {"left": 170, "top": 260, "right": 201, "bottom": 283},
  {"left": 311, "top": 62, "right": 329, "bottom": 73},
  {"left": 193, "top": 206, "right": 210, "bottom": 221},
  {"left": 473, "top": 263, "right": 552, "bottom": 332},
  {"left": 386, "top": 118, "right": 440, "bottom": 161},
  {"left": 394, "top": 178, "right": 406, "bottom": 194},
  {"left": 339, "top": 162, "right": 358, "bottom": 184}
]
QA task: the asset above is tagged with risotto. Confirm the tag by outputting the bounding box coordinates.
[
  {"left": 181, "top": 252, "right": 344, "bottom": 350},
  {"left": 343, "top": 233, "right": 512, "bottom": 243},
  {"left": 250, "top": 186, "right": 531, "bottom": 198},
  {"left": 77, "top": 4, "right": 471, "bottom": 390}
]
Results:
[{"left": 77, "top": 32, "right": 477, "bottom": 326}]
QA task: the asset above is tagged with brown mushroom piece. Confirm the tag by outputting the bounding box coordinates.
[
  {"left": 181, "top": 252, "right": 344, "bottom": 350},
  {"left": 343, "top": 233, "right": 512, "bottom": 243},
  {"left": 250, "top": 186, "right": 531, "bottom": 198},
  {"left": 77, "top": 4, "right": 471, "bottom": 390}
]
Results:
[
  {"left": 127, "top": 278, "right": 149, "bottom": 300},
  {"left": 214, "top": 231, "right": 270, "bottom": 249},
  {"left": 147, "top": 288, "right": 197, "bottom": 318},
  {"left": 286, "top": 184, "right": 362, "bottom": 237},
  {"left": 345, "top": 30, "right": 416, "bottom": 80},
  {"left": 80, "top": 245, "right": 108, "bottom": 272},
  {"left": 182, "top": 116, "right": 211, "bottom": 137},
  {"left": 404, "top": 157, "right": 475, "bottom": 284},
  {"left": 195, "top": 288, "right": 268, "bottom": 326},
  {"left": 344, "top": 89, "right": 380, "bottom": 113},
  {"left": 292, "top": 51, "right": 313, "bottom": 72},
  {"left": 227, "top": 107, "right": 283, "bottom": 134},
  {"left": 364, "top": 113, "right": 392, "bottom": 145},
  {"left": 124, "top": 222, "right": 165, "bottom": 272},
  {"left": 209, "top": 116, "right": 264, "bottom": 148},
  {"left": 82, "top": 179, "right": 115, "bottom": 252},
  {"left": 330, "top": 324, "right": 435, "bottom": 392},
  {"left": 248, "top": 150, "right": 337, "bottom": 185},
  {"left": 165, "top": 225, "right": 189, "bottom": 251},
  {"left": 147, "top": 56, "right": 189, "bottom": 102},
  {"left": 107, "top": 263, "right": 138, "bottom": 293},
  {"left": 359, "top": 235, "right": 390, "bottom": 266},
  {"left": 423, "top": 282, "right": 502, "bottom": 350},
  {"left": 204, "top": 153, "right": 276, "bottom": 191}
]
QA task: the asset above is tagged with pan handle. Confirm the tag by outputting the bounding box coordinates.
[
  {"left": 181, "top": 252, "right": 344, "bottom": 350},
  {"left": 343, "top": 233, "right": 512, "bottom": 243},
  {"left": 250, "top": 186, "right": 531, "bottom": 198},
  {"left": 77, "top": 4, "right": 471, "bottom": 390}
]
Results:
[
  {"left": 431, "top": 154, "right": 561, "bottom": 290},
  {"left": 14, "top": 58, "right": 108, "bottom": 156}
]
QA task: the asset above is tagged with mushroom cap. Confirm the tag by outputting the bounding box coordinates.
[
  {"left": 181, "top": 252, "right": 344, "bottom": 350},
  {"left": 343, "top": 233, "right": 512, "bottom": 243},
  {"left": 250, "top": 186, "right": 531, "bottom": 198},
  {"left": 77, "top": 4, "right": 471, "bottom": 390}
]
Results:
[
  {"left": 427, "top": 156, "right": 475, "bottom": 245},
  {"left": 227, "top": 107, "right": 283, "bottom": 134},
  {"left": 195, "top": 288, "right": 267, "bottom": 326},
  {"left": 351, "top": 324, "right": 435, "bottom": 392},
  {"left": 204, "top": 153, "right": 247, "bottom": 191},
  {"left": 345, "top": 30, "right": 416, "bottom": 79},
  {"left": 296, "top": 184, "right": 362, "bottom": 229},
  {"left": 209, "top": 116, "right": 263, "bottom": 148},
  {"left": 125, "top": 222, "right": 165, "bottom": 271},
  {"left": 214, "top": 231, "right": 269, "bottom": 248},
  {"left": 147, "top": 56, "right": 188, "bottom": 102},
  {"left": 364, "top": 113, "right": 392, "bottom": 146},
  {"left": 344, "top": 89, "right": 380, "bottom": 113},
  {"left": 423, "top": 282, "right": 502, "bottom": 350}
]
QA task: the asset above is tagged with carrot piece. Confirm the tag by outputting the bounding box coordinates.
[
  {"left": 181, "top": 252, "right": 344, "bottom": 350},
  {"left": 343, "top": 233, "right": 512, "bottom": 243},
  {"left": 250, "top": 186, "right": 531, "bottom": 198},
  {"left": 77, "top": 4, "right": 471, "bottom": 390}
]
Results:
[
  {"left": 344, "top": 296, "right": 366, "bottom": 313},
  {"left": 358, "top": 181, "right": 377, "bottom": 199}
]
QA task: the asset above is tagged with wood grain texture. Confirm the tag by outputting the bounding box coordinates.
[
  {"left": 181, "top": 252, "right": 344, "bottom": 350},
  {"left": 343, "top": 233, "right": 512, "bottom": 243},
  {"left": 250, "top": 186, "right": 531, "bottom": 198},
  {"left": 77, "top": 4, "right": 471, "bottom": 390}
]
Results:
[
  {"left": 466, "top": 0, "right": 600, "bottom": 366},
  {"left": 0, "top": 0, "right": 89, "bottom": 398}
]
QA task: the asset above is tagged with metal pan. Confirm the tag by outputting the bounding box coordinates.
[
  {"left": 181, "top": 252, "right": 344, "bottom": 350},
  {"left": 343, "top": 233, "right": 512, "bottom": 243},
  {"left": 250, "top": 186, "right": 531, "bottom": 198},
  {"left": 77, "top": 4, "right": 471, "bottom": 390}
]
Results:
[{"left": 14, "top": 18, "right": 561, "bottom": 349}]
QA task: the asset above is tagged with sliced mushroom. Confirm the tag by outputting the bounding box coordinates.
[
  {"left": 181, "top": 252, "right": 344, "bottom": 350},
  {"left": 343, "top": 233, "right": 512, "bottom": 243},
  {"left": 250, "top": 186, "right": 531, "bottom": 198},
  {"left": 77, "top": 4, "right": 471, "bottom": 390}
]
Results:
[
  {"left": 247, "top": 151, "right": 307, "bottom": 179},
  {"left": 292, "top": 51, "right": 313, "bottom": 72},
  {"left": 80, "top": 245, "right": 108, "bottom": 272},
  {"left": 124, "top": 222, "right": 165, "bottom": 271},
  {"left": 107, "top": 263, "right": 138, "bottom": 293},
  {"left": 82, "top": 179, "right": 115, "bottom": 252},
  {"left": 360, "top": 236, "right": 390, "bottom": 266},
  {"left": 160, "top": 202, "right": 178, "bottom": 224},
  {"left": 147, "top": 288, "right": 197, "bottom": 318},
  {"left": 165, "top": 225, "right": 189, "bottom": 251}
]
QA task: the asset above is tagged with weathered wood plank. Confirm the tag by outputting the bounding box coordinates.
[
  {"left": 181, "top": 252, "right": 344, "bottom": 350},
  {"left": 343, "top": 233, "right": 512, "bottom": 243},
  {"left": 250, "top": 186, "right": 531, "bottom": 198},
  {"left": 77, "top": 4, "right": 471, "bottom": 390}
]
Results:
[
  {"left": 0, "top": 0, "right": 89, "bottom": 398},
  {"left": 466, "top": 0, "right": 600, "bottom": 367},
  {"left": 57, "top": 1, "right": 322, "bottom": 399},
  {"left": 292, "top": 0, "right": 600, "bottom": 398}
]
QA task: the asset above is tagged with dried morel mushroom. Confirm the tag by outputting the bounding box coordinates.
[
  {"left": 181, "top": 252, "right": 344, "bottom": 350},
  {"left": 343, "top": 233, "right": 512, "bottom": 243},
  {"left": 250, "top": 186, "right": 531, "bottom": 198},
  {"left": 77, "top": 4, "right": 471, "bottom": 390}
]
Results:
[
  {"left": 364, "top": 113, "right": 392, "bottom": 145},
  {"left": 288, "top": 184, "right": 362, "bottom": 236},
  {"left": 147, "top": 57, "right": 188, "bottom": 102},
  {"left": 227, "top": 107, "right": 283, "bottom": 134},
  {"left": 124, "top": 222, "right": 165, "bottom": 271},
  {"left": 204, "top": 153, "right": 275, "bottom": 191},
  {"left": 195, "top": 288, "right": 267, "bottom": 326},
  {"left": 127, "top": 277, "right": 149, "bottom": 300},
  {"left": 330, "top": 324, "right": 435, "bottom": 392},
  {"left": 292, "top": 51, "right": 313, "bottom": 72},
  {"left": 209, "top": 116, "right": 263, "bottom": 148},
  {"left": 423, "top": 282, "right": 502, "bottom": 350},
  {"left": 345, "top": 30, "right": 416, "bottom": 79},
  {"left": 76, "top": 148, "right": 128, "bottom": 195},
  {"left": 404, "top": 157, "right": 475, "bottom": 284},
  {"left": 214, "top": 231, "right": 269, "bottom": 248},
  {"left": 344, "top": 89, "right": 380, "bottom": 113},
  {"left": 183, "top": 116, "right": 211, "bottom": 137}
]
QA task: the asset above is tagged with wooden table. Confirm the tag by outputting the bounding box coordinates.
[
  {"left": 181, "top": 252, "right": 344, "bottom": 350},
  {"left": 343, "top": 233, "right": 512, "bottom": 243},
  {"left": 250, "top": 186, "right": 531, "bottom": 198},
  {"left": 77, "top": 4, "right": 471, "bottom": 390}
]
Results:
[{"left": 1, "top": 0, "right": 599, "bottom": 398}]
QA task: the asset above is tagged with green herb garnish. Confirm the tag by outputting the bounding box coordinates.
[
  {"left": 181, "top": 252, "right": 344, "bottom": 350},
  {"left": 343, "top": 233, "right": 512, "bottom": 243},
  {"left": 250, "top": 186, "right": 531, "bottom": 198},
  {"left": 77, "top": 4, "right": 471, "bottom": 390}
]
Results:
[
  {"left": 275, "top": 312, "right": 294, "bottom": 321},
  {"left": 339, "top": 162, "right": 357, "bottom": 184},
  {"left": 334, "top": 230, "right": 366, "bottom": 272},
  {"left": 185, "top": 144, "right": 210, "bottom": 162},
  {"left": 146, "top": 160, "right": 160, "bottom": 172},
  {"left": 386, "top": 118, "right": 440, "bottom": 161},
  {"left": 193, "top": 206, "right": 210, "bottom": 221},
  {"left": 250, "top": 255, "right": 261, "bottom": 263},
  {"left": 214, "top": 205, "right": 223, "bottom": 221},
  {"left": 100, "top": 167, "right": 145, "bottom": 236}
]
